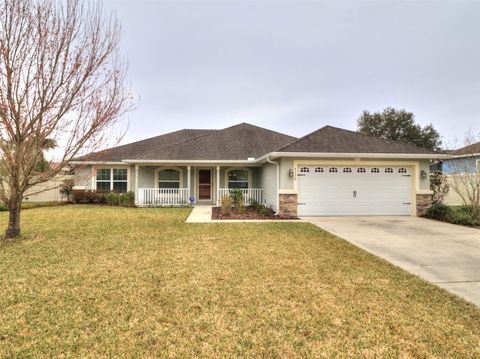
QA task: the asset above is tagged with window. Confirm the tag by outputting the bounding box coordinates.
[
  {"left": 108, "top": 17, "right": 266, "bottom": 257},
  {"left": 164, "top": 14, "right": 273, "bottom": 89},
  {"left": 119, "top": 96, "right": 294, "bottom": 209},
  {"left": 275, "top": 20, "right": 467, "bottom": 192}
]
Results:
[
  {"left": 96, "top": 168, "right": 128, "bottom": 192},
  {"left": 96, "top": 169, "right": 111, "bottom": 191},
  {"left": 371, "top": 168, "right": 380, "bottom": 173},
  {"left": 398, "top": 168, "right": 407, "bottom": 174},
  {"left": 329, "top": 167, "right": 338, "bottom": 173},
  {"left": 343, "top": 167, "right": 352, "bottom": 173},
  {"left": 228, "top": 169, "right": 249, "bottom": 189},
  {"left": 357, "top": 168, "right": 366, "bottom": 173},
  {"left": 158, "top": 169, "right": 180, "bottom": 189},
  {"left": 300, "top": 167, "right": 310, "bottom": 173},
  {"left": 314, "top": 167, "right": 324, "bottom": 173},
  {"left": 113, "top": 169, "right": 128, "bottom": 192},
  {"left": 385, "top": 168, "right": 394, "bottom": 173}
]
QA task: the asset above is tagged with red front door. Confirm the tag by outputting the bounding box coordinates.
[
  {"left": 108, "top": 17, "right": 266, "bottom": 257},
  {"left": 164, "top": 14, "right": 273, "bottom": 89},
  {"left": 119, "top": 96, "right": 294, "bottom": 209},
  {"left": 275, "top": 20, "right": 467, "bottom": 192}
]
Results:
[{"left": 198, "top": 169, "right": 212, "bottom": 200}]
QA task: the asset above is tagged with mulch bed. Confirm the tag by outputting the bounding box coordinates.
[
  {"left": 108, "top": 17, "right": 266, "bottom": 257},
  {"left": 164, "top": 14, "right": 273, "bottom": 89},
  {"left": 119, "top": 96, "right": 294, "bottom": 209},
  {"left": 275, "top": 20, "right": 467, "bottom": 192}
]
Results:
[{"left": 212, "top": 206, "right": 298, "bottom": 220}]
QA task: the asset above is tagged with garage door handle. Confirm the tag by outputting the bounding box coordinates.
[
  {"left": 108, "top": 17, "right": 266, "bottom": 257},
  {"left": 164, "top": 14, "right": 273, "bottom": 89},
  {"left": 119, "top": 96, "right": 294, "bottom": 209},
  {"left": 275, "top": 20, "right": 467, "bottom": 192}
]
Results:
[{"left": 353, "top": 190, "right": 357, "bottom": 198}]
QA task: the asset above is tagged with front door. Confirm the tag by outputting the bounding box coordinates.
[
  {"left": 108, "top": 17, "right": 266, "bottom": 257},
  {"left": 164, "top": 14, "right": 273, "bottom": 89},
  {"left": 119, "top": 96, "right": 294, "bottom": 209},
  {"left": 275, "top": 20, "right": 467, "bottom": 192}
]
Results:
[{"left": 198, "top": 169, "right": 212, "bottom": 200}]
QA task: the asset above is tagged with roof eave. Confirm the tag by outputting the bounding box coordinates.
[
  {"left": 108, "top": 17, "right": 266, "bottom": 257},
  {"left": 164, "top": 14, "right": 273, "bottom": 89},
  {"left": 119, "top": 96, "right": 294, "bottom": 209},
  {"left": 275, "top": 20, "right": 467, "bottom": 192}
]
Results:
[
  {"left": 122, "top": 159, "right": 258, "bottom": 164},
  {"left": 257, "top": 152, "right": 452, "bottom": 162}
]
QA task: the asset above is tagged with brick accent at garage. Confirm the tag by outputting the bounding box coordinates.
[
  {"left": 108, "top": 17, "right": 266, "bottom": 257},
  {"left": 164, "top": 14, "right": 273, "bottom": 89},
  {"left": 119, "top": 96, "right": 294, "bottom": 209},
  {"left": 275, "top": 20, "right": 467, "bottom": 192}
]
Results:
[
  {"left": 279, "top": 194, "right": 298, "bottom": 218},
  {"left": 416, "top": 193, "right": 433, "bottom": 216}
]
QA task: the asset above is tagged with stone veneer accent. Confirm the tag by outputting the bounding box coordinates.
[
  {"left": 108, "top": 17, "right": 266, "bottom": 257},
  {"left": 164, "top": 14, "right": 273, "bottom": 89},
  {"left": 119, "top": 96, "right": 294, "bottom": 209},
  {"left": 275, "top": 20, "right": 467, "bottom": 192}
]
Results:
[
  {"left": 279, "top": 193, "right": 298, "bottom": 218},
  {"left": 416, "top": 193, "right": 433, "bottom": 216}
]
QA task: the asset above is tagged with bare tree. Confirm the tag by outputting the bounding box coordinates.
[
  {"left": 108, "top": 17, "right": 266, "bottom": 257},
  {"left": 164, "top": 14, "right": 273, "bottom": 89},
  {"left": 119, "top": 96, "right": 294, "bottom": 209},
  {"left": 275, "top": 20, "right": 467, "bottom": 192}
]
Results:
[
  {"left": 448, "top": 132, "right": 480, "bottom": 219},
  {"left": 0, "top": 0, "right": 132, "bottom": 238}
]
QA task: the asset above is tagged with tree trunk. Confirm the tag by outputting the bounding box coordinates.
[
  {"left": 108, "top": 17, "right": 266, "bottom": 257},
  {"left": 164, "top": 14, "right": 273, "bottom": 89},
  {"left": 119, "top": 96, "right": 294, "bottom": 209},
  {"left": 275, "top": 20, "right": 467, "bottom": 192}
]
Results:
[{"left": 5, "top": 205, "right": 21, "bottom": 239}]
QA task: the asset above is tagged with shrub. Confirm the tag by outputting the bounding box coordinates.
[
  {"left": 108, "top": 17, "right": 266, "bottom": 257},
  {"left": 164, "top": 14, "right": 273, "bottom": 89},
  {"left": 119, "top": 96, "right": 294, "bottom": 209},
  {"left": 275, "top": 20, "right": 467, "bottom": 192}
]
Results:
[
  {"left": 449, "top": 211, "right": 477, "bottom": 226},
  {"left": 119, "top": 192, "right": 135, "bottom": 207},
  {"left": 106, "top": 192, "right": 120, "bottom": 206},
  {"left": 426, "top": 203, "right": 452, "bottom": 221},
  {"left": 59, "top": 179, "right": 75, "bottom": 202},
  {"left": 229, "top": 189, "right": 245, "bottom": 213},
  {"left": 430, "top": 171, "right": 449, "bottom": 205},
  {"left": 221, "top": 196, "right": 232, "bottom": 216},
  {"left": 229, "top": 189, "right": 243, "bottom": 207},
  {"left": 258, "top": 205, "right": 272, "bottom": 217},
  {"left": 0, "top": 203, "right": 8, "bottom": 211},
  {"left": 72, "top": 190, "right": 106, "bottom": 204}
]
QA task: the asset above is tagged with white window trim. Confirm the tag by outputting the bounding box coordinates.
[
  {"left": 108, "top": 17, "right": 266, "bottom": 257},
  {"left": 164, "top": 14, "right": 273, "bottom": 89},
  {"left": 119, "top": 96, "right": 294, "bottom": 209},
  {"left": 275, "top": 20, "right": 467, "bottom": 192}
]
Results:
[
  {"left": 224, "top": 167, "right": 252, "bottom": 189},
  {"left": 154, "top": 167, "right": 184, "bottom": 189},
  {"left": 94, "top": 167, "right": 129, "bottom": 191}
]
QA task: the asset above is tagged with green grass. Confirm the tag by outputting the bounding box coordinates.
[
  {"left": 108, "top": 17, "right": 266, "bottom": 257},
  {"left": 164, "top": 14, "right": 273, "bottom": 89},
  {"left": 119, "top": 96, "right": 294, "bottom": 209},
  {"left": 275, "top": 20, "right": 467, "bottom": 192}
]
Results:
[{"left": 0, "top": 205, "right": 479, "bottom": 358}]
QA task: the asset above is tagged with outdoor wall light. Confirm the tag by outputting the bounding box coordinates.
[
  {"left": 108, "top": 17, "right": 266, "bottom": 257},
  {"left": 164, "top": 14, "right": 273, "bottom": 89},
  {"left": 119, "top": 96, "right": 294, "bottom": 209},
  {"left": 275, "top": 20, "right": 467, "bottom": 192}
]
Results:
[
  {"left": 288, "top": 169, "right": 294, "bottom": 178},
  {"left": 420, "top": 170, "right": 428, "bottom": 179}
]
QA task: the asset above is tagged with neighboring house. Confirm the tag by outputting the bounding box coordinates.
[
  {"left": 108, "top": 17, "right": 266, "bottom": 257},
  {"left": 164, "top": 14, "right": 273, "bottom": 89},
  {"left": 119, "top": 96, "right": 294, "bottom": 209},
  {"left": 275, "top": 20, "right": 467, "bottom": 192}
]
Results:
[
  {"left": 441, "top": 142, "right": 480, "bottom": 206},
  {"left": 70, "top": 123, "right": 448, "bottom": 217},
  {"left": 24, "top": 167, "right": 74, "bottom": 202},
  {"left": 442, "top": 142, "right": 480, "bottom": 174}
]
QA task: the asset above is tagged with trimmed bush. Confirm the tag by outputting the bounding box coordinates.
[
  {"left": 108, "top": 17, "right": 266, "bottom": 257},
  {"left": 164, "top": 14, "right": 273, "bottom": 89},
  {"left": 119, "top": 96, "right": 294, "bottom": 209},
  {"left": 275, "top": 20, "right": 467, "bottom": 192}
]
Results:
[
  {"left": 449, "top": 211, "right": 477, "bottom": 226},
  {"left": 119, "top": 192, "right": 135, "bottom": 207},
  {"left": 105, "top": 192, "right": 120, "bottom": 206},
  {"left": 72, "top": 190, "right": 106, "bottom": 204},
  {"left": 426, "top": 203, "right": 452, "bottom": 221}
]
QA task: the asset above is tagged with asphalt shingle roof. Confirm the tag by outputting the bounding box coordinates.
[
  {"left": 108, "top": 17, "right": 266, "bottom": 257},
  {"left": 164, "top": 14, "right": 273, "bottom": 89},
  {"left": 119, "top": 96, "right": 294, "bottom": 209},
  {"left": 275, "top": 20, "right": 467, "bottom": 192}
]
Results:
[
  {"left": 76, "top": 123, "right": 441, "bottom": 163},
  {"left": 452, "top": 142, "right": 480, "bottom": 156},
  {"left": 129, "top": 123, "right": 296, "bottom": 161},
  {"left": 277, "top": 126, "right": 440, "bottom": 155},
  {"left": 77, "top": 129, "right": 215, "bottom": 162}
]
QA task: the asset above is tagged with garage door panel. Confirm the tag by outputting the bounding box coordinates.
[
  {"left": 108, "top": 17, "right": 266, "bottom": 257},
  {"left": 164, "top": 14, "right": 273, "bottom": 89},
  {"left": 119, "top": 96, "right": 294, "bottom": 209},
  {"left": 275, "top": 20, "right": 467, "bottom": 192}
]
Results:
[{"left": 297, "top": 166, "right": 412, "bottom": 216}]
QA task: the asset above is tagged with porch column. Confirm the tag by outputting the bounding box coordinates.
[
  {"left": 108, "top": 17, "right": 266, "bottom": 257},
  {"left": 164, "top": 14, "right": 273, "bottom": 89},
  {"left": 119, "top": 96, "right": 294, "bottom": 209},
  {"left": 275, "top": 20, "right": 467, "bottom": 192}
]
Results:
[
  {"left": 187, "top": 166, "right": 191, "bottom": 203},
  {"left": 134, "top": 165, "right": 139, "bottom": 205},
  {"left": 216, "top": 165, "right": 220, "bottom": 206}
]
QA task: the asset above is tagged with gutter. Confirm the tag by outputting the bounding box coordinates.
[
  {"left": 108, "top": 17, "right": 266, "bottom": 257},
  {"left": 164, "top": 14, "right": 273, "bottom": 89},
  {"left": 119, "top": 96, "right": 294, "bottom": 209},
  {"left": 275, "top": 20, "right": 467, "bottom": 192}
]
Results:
[
  {"left": 256, "top": 151, "right": 452, "bottom": 162},
  {"left": 266, "top": 156, "right": 280, "bottom": 215}
]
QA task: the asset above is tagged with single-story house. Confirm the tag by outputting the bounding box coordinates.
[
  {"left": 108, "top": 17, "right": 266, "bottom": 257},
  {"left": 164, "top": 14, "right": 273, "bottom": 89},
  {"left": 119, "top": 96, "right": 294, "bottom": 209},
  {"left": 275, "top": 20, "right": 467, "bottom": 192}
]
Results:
[
  {"left": 441, "top": 142, "right": 480, "bottom": 174},
  {"left": 70, "top": 123, "right": 449, "bottom": 217},
  {"left": 439, "top": 142, "right": 479, "bottom": 206}
]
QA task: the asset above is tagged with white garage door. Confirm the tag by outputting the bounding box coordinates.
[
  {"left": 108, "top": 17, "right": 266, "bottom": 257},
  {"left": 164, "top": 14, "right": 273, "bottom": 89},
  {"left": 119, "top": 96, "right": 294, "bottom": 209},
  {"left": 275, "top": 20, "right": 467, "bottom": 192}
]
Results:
[{"left": 297, "top": 165, "right": 412, "bottom": 216}]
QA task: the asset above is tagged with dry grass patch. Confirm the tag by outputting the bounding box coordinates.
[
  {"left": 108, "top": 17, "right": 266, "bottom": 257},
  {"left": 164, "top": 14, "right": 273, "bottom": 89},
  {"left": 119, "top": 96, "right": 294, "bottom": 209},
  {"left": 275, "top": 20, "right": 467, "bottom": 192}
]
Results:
[{"left": 0, "top": 205, "right": 479, "bottom": 358}]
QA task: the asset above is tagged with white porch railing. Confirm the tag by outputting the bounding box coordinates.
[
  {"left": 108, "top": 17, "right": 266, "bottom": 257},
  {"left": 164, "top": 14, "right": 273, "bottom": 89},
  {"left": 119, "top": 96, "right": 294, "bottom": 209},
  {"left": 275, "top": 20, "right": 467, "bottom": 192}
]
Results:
[
  {"left": 137, "top": 188, "right": 189, "bottom": 207},
  {"left": 217, "top": 188, "right": 263, "bottom": 206}
]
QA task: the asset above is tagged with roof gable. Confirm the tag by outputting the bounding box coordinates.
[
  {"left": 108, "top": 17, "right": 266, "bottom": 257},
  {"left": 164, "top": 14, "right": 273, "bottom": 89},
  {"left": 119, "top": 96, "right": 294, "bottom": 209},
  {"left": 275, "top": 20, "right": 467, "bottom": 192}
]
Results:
[{"left": 277, "top": 126, "right": 439, "bottom": 155}]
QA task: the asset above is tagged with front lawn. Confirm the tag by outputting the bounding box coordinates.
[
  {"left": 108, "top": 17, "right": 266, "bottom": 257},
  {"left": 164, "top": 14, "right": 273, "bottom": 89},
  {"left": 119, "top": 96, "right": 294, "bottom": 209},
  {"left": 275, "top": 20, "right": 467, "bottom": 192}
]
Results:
[{"left": 0, "top": 206, "right": 479, "bottom": 357}]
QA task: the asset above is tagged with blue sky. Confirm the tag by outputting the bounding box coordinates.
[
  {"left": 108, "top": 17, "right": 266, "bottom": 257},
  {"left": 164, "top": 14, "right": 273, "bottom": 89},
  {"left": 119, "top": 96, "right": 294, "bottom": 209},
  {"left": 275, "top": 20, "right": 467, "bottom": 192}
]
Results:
[{"left": 105, "top": 0, "right": 480, "bottom": 149}]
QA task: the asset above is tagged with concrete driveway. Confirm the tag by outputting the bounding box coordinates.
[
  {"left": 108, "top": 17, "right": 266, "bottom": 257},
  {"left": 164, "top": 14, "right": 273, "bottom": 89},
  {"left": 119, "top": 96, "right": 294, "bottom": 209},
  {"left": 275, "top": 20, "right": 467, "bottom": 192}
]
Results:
[{"left": 302, "top": 216, "right": 480, "bottom": 307}]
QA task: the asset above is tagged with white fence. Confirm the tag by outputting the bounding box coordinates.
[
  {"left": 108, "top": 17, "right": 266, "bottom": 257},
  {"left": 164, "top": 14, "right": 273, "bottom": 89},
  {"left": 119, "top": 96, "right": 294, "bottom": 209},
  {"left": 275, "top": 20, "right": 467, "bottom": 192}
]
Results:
[
  {"left": 137, "top": 188, "right": 189, "bottom": 207},
  {"left": 217, "top": 188, "right": 263, "bottom": 206}
]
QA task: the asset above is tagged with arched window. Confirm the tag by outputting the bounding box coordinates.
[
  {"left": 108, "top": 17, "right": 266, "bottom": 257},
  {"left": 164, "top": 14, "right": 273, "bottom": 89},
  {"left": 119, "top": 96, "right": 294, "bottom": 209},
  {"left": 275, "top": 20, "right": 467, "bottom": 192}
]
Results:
[
  {"left": 329, "top": 167, "right": 338, "bottom": 173},
  {"left": 158, "top": 169, "right": 181, "bottom": 189},
  {"left": 357, "top": 168, "right": 366, "bottom": 173},
  {"left": 300, "top": 167, "right": 310, "bottom": 173},
  {"left": 314, "top": 167, "right": 324, "bottom": 173},
  {"left": 371, "top": 168, "right": 380, "bottom": 173},
  {"left": 343, "top": 167, "right": 352, "bottom": 173},
  {"left": 398, "top": 168, "right": 407, "bottom": 174},
  {"left": 385, "top": 168, "right": 394, "bottom": 173},
  {"left": 228, "top": 169, "right": 249, "bottom": 189}
]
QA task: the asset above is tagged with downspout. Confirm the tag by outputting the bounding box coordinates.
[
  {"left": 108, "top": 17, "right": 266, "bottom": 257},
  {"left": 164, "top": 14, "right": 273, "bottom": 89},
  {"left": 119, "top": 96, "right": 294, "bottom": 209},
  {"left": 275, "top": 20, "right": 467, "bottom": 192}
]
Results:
[{"left": 266, "top": 157, "right": 280, "bottom": 214}]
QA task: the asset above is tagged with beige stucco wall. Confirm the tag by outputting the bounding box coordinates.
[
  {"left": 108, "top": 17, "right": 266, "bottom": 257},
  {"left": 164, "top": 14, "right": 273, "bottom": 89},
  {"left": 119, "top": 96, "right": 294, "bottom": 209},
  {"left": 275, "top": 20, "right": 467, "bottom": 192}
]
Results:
[
  {"left": 24, "top": 173, "right": 74, "bottom": 202},
  {"left": 443, "top": 175, "right": 473, "bottom": 206}
]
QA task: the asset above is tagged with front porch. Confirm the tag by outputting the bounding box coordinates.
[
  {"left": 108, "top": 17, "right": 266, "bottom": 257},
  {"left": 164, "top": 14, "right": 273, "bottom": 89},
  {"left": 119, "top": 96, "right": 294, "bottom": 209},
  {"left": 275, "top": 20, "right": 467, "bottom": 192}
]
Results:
[{"left": 134, "top": 165, "right": 263, "bottom": 207}]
